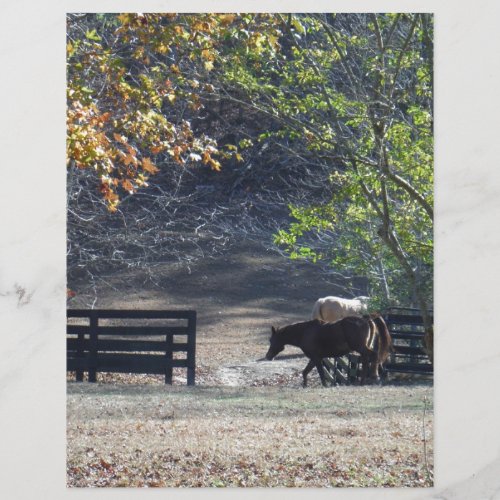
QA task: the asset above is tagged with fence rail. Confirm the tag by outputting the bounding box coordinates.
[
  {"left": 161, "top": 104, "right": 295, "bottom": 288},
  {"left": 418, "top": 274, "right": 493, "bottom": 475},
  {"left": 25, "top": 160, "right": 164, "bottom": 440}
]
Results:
[{"left": 67, "top": 309, "right": 196, "bottom": 385}]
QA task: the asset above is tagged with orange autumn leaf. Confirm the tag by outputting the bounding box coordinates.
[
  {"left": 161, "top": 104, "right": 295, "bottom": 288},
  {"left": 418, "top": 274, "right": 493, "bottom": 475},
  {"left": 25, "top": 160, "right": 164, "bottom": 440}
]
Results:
[
  {"left": 150, "top": 145, "right": 165, "bottom": 154},
  {"left": 142, "top": 157, "right": 159, "bottom": 174},
  {"left": 123, "top": 154, "right": 138, "bottom": 167},
  {"left": 113, "top": 133, "right": 126, "bottom": 144},
  {"left": 125, "top": 143, "right": 137, "bottom": 156},
  {"left": 121, "top": 179, "right": 135, "bottom": 193},
  {"left": 202, "top": 150, "right": 211, "bottom": 164},
  {"left": 99, "top": 112, "right": 111, "bottom": 124}
]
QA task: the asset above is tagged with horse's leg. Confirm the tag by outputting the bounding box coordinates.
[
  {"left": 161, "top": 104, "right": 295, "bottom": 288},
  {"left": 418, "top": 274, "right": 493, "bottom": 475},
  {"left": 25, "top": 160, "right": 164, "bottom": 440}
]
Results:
[
  {"left": 369, "top": 357, "right": 380, "bottom": 380},
  {"left": 379, "top": 363, "right": 387, "bottom": 381},
  {"left": 364, "top": 352, "right": 380, "bottom": 384},
  {"left": 302, "top": 359, "right": 315, "bottom": 388},
  {"left": 360, "top": 353, "right": 369, "bottom": 385},
  {"left": 369, "top": 329, "right": 381, "bottom": 383},
  {"left": 314, "top": 359, "right": 329, "bottom": 387}
]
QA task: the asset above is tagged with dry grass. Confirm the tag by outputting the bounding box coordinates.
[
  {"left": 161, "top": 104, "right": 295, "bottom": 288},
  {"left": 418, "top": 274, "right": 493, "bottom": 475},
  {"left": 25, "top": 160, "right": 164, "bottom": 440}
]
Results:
[{"left": 67, "top": 382, "right": 433, "bottom": 487}]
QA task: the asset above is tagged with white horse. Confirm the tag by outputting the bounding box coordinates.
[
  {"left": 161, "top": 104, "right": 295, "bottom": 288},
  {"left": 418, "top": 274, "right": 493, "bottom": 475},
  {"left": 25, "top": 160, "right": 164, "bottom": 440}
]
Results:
[{"left": 311, "top": 296, "right": 370, "bottom": 323}]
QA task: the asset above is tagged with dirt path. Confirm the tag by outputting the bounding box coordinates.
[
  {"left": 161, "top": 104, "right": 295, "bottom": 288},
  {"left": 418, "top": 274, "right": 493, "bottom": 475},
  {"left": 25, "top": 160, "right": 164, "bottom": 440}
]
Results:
[
  {"left": 70, "top": 239, "right": 354, "bottom": 386},
  {"left": 69, "top": 239, "right": 426, "bottom": 388}
]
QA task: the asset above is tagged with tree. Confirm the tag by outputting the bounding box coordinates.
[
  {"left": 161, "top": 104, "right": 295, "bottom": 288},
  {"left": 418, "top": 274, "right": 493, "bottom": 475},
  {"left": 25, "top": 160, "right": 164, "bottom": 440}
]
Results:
[
  {"left": 217, "top": 14, "right": 434, "bottom": 359},
  {"left": 66, "top": 13, "right": 286, "bottom": 286},
  {"left": 66, "top": 13, "right": 249, "bottom": 210}
]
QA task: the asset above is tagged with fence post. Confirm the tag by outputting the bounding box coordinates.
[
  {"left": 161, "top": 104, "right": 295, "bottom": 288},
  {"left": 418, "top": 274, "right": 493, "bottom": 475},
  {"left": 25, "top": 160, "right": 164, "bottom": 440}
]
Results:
[
  {"left": 186, "top": 311, "right": 196, "bottom": 386},
  {"left": 76, "top": 326, "right": 84, "bottom": 382},
  {"left": 385, "top": 315, "right": 396, "bottom": 367},
  {"left": 165, "top": 333, "right": 173, "bottom": 384},
  {"left": 88, "top": 311, "right": 98, "bottom": 383}
]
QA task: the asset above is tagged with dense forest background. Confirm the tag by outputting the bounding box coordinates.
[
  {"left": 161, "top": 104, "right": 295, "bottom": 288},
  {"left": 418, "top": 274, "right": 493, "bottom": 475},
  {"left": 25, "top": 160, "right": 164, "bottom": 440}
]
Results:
[{"left": 67, "top": 13, "right": 433, "bottom": 356}]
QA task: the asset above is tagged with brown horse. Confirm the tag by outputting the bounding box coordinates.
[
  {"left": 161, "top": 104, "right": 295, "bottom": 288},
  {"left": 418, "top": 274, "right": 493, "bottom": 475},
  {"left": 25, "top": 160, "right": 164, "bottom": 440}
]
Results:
[{"left": 265, "top": 314, "right": 392, "bottom": 387}]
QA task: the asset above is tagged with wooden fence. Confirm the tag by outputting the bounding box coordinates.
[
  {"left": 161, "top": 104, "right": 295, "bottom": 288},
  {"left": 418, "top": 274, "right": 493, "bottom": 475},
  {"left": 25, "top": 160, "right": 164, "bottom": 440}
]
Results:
[
  {"left": 322, "top": 354, "right": 361, "bottom": 385},
  {"left": 325, "top": 308, "right": 433, "bottom": 384},
  {"left": 67, "top": 309, "right": 196, "bottom": 385},
  {"left": 383, "top": 307, "right": 433, "bottom": 377}
]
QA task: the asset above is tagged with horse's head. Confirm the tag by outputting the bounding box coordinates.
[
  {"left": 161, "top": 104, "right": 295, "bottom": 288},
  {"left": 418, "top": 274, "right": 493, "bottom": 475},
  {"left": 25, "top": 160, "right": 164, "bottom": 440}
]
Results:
[{"left": 265, "top": 326, "right": 285, "bottom": 360}]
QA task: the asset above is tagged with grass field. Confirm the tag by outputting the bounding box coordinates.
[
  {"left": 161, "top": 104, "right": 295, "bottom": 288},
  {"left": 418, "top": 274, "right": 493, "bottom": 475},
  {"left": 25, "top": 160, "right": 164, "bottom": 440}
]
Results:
[{"left": 67, "top": 381, "right": 433, "bottom": 487}]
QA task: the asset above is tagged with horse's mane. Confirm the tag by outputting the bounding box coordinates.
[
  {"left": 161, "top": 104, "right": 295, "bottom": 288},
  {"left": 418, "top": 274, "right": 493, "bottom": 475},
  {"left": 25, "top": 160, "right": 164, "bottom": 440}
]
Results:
[{"left": 369, "top": 314, "right": 393, "bottom": 363}]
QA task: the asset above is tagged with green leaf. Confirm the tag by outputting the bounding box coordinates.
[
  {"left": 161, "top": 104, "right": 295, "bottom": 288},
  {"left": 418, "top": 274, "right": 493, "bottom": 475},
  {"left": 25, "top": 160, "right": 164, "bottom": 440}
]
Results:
[
  {"left": 291, "top": 18, "right": 305, "bottom": 35},
  {"left": 85, "top": 29, "right": 101, "bottom": 41}
]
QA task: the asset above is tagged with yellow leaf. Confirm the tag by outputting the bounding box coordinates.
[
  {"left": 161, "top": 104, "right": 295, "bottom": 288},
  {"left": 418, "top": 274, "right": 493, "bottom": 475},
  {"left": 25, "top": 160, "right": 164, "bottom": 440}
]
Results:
[
  {"left": 156, "top": 43, "right": 169, "bottom": 54},
  {"left": 209, "top": 158, "right": 221, "bottom": 171},
  {"left": 117, "top": 13, "right": 132, "bottom": 25},
  {"left": 219, "top": 14, "right": 236, "bottom": 26},
  {"left": 201, "top": 49, "right": 215, "bottom": 61}
]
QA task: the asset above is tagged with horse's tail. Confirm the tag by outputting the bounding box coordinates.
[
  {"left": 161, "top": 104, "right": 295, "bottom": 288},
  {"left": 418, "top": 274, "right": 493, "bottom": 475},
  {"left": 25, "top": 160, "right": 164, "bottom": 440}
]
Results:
[
  {"left": 372, "top": 314, "right": 393, "bottom": 365},
  {"left": 311, "top": 299, "right": 323, "bottom": 321}
]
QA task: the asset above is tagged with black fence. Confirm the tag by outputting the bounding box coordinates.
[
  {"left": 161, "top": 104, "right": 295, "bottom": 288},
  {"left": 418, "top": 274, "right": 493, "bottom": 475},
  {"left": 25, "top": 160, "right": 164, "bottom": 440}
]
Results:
[
  {"left": 325, "top": 308, "right": 433, "bottom": 384},
  {"left": 383, "top": 307, "right": 433, "bottom": 376},
  {"left": 323, "top": 354, "right": 361, "bottom": 385},
  {"left": 67, "top": 309, "right": 196, "bottom": 385}
]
